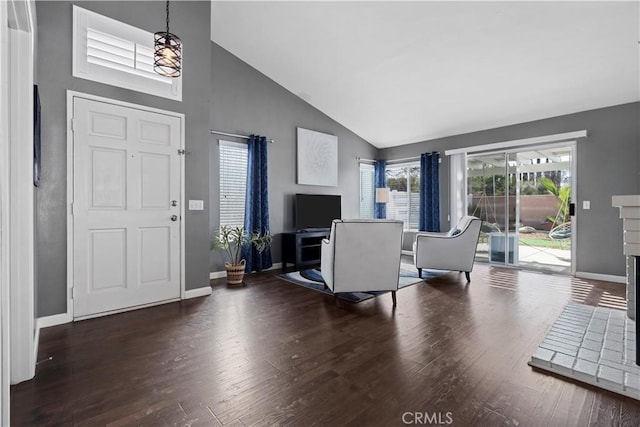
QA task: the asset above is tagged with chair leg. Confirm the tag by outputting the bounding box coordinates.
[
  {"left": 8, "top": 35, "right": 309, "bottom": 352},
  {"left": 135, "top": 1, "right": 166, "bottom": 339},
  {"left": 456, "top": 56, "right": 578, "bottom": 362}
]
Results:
[
  {"left": 465, "top": 271, "right": 471, "bottom": 282},
  {"left": 391, "top": 291, "right": 397, "bottom": 306},
  {"left": 417, "top": 268, "right": 422, "bottom": 279}
]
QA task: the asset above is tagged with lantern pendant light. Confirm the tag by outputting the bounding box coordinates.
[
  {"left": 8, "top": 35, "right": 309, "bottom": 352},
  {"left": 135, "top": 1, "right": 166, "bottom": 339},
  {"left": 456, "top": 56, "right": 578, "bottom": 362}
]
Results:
[{"left": 154, "top": 0, "right": 182, "bottom": 78}]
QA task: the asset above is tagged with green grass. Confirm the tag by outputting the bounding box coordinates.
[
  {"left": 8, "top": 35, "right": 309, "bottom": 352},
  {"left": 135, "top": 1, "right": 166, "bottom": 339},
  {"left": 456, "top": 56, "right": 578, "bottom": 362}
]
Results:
[{"left": 519, "top": 237, "right": 570, "bottom": 249}]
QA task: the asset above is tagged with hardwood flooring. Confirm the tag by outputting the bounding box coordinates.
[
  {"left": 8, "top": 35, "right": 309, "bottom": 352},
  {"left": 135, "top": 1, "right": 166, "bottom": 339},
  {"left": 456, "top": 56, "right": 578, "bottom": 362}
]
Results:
[{"left": 11, "top": 263, "right": 640, "bottom": 426}]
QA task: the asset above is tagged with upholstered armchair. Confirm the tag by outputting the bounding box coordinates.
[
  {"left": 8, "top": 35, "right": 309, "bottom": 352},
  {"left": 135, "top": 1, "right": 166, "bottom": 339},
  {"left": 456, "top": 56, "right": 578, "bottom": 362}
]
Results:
[
  {"left": 413, "top": 215, "right": 482, "bottom": 281},
  {"left": 320, "top": 219, "right": 404, "bottom": 304}
]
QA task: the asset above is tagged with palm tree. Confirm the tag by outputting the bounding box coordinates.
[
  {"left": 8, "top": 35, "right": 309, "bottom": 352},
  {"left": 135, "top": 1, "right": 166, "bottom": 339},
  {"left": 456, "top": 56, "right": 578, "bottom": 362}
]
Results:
[{"left": 539, "top": 177, "right": 571, "bottom": 225}]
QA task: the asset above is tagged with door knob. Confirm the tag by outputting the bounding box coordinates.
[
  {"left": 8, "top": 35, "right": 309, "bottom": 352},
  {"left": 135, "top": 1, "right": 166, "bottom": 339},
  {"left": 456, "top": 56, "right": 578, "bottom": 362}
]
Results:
[{"left": 170, "top": 215, "right": 178, "bottom": 221}]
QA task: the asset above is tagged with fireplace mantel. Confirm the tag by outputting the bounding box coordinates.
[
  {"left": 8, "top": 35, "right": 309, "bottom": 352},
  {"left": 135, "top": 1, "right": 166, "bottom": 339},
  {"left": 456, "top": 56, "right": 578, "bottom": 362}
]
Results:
[{"left": 612, "top": 195, "right": 640, "bottom": 257}]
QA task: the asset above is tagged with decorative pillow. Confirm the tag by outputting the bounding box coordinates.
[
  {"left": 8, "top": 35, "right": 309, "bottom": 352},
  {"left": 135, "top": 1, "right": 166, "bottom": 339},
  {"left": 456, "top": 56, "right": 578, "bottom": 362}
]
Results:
[{"left": 447, "top": 228, "right": 461, "bottom": 237}]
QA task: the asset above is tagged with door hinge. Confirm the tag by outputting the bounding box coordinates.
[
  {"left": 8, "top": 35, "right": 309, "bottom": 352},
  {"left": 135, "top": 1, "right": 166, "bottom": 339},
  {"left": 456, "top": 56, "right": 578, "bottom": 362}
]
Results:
[
  {"left": 71, "top": 286, "right": 76, "bottom": 300},
  {"left": 70, "top": 118, "right": 76, "bottom": 133},
  {"left": 71, "top": 202, "right": 76, "bottom": 216}
]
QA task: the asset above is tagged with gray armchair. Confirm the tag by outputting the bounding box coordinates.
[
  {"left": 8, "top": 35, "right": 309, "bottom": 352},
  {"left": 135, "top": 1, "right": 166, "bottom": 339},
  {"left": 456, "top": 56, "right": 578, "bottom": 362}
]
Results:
[
  {"left": 321, "top": 219, "right": 404, "bottom": 304},
  {"left": 413, "top": 216, "right": 482, "bottom": 281}
]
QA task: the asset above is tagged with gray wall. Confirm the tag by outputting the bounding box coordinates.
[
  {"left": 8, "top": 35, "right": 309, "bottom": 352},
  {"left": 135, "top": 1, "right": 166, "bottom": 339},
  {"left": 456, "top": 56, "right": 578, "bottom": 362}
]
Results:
[
  {"left": 380, "top": 102, "right": 640, "bottom": 277},
  {"left": 210, "top": 42, "right": 378, "bottom": 272},
  {"left": 35, "top": 1, "right": 211, "bottom": 316}
]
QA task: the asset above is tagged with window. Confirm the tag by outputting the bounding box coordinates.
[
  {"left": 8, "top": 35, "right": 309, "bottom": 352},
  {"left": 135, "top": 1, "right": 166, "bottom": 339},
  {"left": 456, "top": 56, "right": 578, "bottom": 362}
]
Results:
[
  {"left": 219, "top": 141, "right": 247, "bottom": 227},
  {"left": 359, "top": 162, "right": 375, "bottom": 219},
  {"left": 73, "top": 6, "right": 182, "bottom": 101},
  {"left": 386, "top": 163, "right": 420, "bottom": 230}
]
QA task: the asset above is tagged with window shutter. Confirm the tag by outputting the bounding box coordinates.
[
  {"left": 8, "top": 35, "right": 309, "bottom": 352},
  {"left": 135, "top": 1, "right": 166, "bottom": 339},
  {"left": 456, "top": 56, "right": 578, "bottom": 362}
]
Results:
[
  {"left": 359, "top": 163, "right": 375, "bottom": 219},
  {"left": 219, "top": 141, "right": 248, "bottom": 228},
  {"left": 86, "top": 28, "right": 135, "bottom": 72}
]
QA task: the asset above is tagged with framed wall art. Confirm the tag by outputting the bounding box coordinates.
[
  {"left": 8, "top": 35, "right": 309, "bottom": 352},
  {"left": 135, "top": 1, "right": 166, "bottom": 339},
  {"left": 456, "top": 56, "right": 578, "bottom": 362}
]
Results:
[{"left": 296, "top": 127, "right": 338, "bottom": 187}]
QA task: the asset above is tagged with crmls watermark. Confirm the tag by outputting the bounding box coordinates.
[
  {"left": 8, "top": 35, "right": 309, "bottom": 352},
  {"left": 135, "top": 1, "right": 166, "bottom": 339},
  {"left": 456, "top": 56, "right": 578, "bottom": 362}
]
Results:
[{"left": 402, "top": 411, "right": 454, "bottom": 425}]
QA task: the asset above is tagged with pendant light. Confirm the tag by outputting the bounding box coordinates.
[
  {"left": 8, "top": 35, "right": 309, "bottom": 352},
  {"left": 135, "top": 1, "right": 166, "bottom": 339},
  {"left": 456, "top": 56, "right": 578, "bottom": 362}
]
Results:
[{"left": 154, "top": 0, "right": 182, "bottom": 78}]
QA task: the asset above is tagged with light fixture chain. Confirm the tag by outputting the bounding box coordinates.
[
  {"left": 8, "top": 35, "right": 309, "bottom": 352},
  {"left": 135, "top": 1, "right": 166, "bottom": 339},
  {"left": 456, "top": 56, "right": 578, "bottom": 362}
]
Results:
[{"left": 166, "top": 0, "right": 170, "bottom": 33}]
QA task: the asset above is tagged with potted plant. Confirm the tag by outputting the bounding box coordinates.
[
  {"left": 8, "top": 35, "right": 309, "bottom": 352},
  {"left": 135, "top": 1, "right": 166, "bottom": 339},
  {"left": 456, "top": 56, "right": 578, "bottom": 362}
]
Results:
[{"left": 211, "top": 225, "right": 272, "bottom": 285}]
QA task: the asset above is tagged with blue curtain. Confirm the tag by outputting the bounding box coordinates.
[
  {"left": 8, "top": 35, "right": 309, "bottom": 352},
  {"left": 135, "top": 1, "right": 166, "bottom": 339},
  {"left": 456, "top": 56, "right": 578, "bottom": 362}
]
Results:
[
  {"left": 419, "top": 152, "right": 440, "bottom": 232},
  {"left": 242, "top": 135, "right": 272, "bottom": 272},
  {"left": 374, "top": 160, "right": 386, "bottom": 219}
]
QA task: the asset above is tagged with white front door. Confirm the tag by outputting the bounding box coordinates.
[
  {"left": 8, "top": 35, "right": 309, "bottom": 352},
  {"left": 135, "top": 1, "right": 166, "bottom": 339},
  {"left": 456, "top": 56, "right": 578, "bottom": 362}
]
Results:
[{"left": 72, "top": 97, "right": 182, "bottom": 318}]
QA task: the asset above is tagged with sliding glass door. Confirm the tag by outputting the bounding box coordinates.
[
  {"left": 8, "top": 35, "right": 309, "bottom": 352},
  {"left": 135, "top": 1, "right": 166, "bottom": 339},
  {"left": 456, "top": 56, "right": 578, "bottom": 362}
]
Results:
[
  {"left": 467, "top": 153, "right": 516, "bottom": 266},
  {"left": 466, "top": 144, "right": 574, "bottom": 273}
]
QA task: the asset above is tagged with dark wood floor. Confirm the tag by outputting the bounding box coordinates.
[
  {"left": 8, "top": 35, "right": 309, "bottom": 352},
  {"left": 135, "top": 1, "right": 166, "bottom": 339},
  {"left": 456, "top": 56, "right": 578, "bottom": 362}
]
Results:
[{"left": 11, "top": 263, "right": 640, "bottom": 426}]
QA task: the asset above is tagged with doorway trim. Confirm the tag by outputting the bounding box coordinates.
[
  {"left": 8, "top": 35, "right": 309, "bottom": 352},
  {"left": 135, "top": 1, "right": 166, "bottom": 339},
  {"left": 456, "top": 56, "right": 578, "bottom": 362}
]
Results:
[
  {"left": 6, "top": 0, "right": 37, "bottom": 392},
  {"left": 468, "top": 141, "right": 578, "bottom": 274},
  {"left": 66, "top": 91, "right": 186, "bottom": 321},
  {"left": 447, "top": 131, "right": 586, "bottom": 275},
  {"left": 444, "top": 130, "right": 587, "bottom": 156}
]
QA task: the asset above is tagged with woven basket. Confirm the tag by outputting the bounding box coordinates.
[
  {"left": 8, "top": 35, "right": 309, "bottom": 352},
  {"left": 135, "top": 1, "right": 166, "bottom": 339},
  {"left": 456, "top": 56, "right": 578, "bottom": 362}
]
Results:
[{"left": 225, "top": 260, "right": 246, "bottom": 285}]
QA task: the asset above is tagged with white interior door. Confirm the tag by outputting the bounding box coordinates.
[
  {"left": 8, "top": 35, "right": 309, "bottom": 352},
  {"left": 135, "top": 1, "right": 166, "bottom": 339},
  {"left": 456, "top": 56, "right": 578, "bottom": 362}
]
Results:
[{"left": 72, "top": 97, "right": 181, "bottom": 318}]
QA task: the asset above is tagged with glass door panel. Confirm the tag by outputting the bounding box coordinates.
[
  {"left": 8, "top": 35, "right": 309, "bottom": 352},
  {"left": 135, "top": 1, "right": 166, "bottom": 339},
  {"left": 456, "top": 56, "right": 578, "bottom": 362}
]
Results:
[
  {"left": 515, "top": 147, "right": 573, "bottom": 273},
  {"left": 466, "top": 153, "right": 508, "bottom": 264}
]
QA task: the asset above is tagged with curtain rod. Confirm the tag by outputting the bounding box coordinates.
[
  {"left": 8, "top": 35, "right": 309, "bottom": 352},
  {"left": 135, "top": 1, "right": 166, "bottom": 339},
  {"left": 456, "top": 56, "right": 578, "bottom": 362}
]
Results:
[
  {"left": 387, "top": 155, "right": 421, "bottom": 164},
  {"left": 355, "top": 157, "right": 375, "bottom": 163},
  {"left": 387, "top": 155, "right": 442, "bottom": 164},
  {"left": 210, "top": 130, "right": 274, "bottom": 143},
  {"left": 356, "top": 153, "right": 441, "bottom": 164}
]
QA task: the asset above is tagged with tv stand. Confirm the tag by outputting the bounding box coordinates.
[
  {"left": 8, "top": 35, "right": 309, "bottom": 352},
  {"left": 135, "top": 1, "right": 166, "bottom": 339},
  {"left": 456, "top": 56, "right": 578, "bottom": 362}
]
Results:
[
  {"left": 296, "top": 228, "right": 330, "bottom": 233},
  {"left": 282, "top": 230, "right": 330, "bottom": 270}
]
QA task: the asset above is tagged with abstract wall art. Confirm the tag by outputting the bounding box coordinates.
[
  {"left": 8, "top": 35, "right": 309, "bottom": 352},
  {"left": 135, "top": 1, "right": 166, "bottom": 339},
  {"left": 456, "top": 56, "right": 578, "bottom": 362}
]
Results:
[{"left": 296, "top": 127, "right": 338, "bottom": 187}]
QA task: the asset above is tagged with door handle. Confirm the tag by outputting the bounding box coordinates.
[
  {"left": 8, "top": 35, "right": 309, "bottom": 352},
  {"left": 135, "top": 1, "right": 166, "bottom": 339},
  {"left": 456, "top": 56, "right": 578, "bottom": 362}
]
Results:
[
  {"left": 170, "top": 215, "right": 178, "bottom": 222},
  {"left": 569, "top": 203, "right": 575, "bottom": 217}
]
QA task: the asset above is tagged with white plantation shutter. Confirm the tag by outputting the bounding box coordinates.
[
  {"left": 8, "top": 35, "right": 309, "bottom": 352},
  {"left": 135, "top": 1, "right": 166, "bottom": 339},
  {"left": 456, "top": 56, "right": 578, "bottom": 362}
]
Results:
[
  {"left": 359, "top": 163, "right": 375, "bottom": 219},
  {"left": 86, "top": 28, "right": 135, "bottom": 71},
  {"left": 73, "top": 6, "right": 181, "bottom": 100},
  {"left": 219, "top": 141, "right": 248, "bottom": 228}
]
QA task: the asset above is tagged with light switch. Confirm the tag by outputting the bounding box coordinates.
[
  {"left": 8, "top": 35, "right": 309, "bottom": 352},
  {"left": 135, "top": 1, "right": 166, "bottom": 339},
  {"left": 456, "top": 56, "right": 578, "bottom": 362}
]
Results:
[
  {"left": 189, "top": 200, "right": 204, "bottom": 211},
  {"left": 583, "top": 200, "right": 590, "bottom": 210}
]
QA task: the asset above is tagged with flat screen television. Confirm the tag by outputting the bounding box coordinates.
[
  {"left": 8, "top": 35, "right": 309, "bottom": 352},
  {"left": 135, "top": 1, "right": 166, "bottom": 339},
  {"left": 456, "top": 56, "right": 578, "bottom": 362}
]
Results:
[{"left": 295, "top": 193, "right": 341, "bottom": 231}]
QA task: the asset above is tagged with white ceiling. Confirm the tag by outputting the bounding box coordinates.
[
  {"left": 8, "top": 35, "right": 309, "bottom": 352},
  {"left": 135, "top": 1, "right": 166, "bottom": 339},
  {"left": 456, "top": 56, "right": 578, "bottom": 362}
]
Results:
[{"left": 211, "top": 1, "right": 639, "bottom": 149}]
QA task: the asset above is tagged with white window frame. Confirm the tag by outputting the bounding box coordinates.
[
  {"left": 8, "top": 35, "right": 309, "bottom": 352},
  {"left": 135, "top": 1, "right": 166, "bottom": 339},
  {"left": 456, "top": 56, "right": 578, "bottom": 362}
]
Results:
[
  {"left": 219, "top": 140, "right": 248, "bottom": 228},
  {"left": 386, "top": 161, "right": 420, "bottom": 231},
  {"left": 72, "top": 6, "right": 182, "bottom": 101}
]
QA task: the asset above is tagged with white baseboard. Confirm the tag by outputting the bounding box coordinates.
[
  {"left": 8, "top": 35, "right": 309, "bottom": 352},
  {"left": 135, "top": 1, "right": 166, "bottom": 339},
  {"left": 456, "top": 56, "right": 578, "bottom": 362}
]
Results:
[
  {"left": 575, "top": 271, "right": 626, "bottom": 284},
  {"left": 37, "top": 287, "right": 213, "bottom": 326},
  {"left": 210, "top": 270, "right": 226, "bottom": 280},
  {"left": 37, "top": 312, "right": 72, "bottom": 329},
  {"left": 210, "top": 262, "right": 283, "bottom": 280},
  {"left": 184, "top": 286, "right": 212, "bottom": 299}
]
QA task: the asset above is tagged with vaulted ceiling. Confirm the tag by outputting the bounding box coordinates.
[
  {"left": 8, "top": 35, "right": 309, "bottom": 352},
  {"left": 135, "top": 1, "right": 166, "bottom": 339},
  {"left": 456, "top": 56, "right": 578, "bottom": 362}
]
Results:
[{"left": 211, "top": 1, "right": 639, "bottom": 148}]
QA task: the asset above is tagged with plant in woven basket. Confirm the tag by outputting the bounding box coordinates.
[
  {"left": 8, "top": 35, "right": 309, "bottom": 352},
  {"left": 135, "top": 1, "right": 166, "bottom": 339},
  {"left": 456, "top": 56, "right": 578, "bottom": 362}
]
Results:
[{"left": 211, "top": 225, "right": 272, "bottom": 285}]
